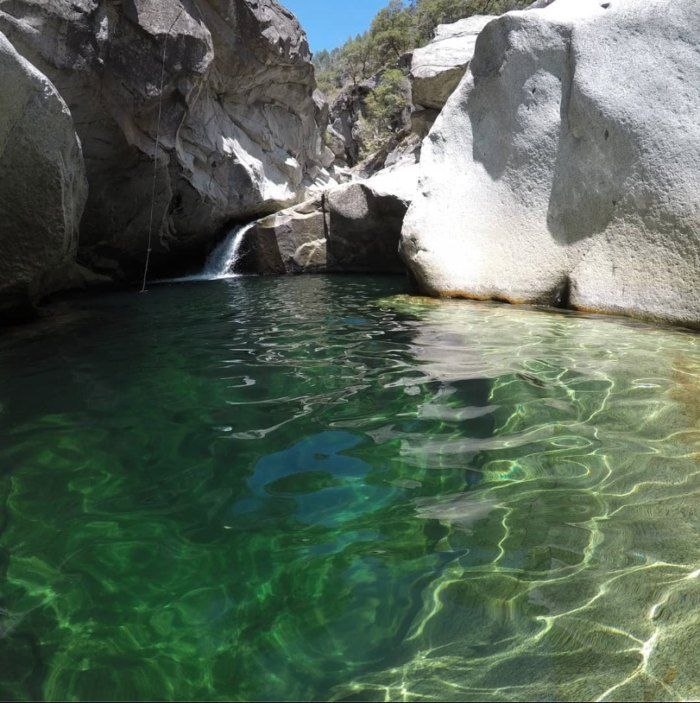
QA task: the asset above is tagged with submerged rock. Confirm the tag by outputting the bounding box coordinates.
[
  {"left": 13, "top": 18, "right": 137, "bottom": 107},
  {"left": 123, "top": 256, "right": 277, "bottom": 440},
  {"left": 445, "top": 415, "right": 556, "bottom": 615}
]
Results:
[
  {"left": 240, "top": 165, "right": 418, "bottom": 274},
  {"left": 0, "top": 0, "right": 331, "bottom": 280},
  {"left": 0, "top": 32, "right": 87, "bottom": 322},
  {"left": 402, "top": 0, "right": 700, "bottom": 329}
]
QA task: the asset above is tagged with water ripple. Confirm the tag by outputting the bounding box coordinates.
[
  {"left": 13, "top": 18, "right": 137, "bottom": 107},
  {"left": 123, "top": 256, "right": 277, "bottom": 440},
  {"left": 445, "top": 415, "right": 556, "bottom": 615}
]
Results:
[{"left": 0, "top": 277, "right": 697, "bottom": 701}]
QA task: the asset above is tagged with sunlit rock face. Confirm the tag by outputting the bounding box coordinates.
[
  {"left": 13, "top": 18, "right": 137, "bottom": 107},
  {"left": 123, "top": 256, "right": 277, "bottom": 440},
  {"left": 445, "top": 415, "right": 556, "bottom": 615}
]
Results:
[
  {"left": 410, "top": 14, "right": 496, "bottom": 111},
  {"left": 401, "top": 0, "right": 700, "bottom": 329},
  {"left": 240, "top": 165, "right": 419, "bottom": 274},
  {"left": 0, "top": 0, "right": 331, "bottom": 279},
  {"left": 0, "top": 31, "right": 87, "bottom": 321}
]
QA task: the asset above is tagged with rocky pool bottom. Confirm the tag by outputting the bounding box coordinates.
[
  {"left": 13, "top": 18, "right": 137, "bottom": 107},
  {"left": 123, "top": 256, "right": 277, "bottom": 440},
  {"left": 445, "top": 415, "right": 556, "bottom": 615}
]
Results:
[{"left": 0, "top": 275, "right": 698, "bottom": 701}]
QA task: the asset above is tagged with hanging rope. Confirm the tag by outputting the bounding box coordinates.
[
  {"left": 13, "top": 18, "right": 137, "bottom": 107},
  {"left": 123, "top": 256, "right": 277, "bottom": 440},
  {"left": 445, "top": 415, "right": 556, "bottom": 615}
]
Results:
[{"left": 141, "top": 9, "right": 185, "bottom": 293}]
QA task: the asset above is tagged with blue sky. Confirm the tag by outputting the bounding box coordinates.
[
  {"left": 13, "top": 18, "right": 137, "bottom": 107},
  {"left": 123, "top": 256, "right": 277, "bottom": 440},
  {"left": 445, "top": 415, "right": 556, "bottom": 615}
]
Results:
[{"left": 284, "top": 0, "right": 390, "bottom": 53}]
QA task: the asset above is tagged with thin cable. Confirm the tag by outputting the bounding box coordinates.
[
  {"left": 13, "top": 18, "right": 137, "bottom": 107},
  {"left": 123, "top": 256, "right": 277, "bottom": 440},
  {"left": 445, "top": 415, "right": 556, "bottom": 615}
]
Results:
[{"left": 141, "top": 10, "right": 185, "bottom": 293}]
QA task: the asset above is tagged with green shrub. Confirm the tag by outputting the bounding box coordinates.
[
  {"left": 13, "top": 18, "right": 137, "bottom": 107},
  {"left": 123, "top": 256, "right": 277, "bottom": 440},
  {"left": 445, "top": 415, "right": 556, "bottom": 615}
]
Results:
[
  {"left": 364, "top": 69, "right": 410, "bottom": 145},
  {"left": 369, "top": 0, "right": 417, "bottom": 64},
  {"left": 312, "top": 0, "right": 531, "bottom": 152}
]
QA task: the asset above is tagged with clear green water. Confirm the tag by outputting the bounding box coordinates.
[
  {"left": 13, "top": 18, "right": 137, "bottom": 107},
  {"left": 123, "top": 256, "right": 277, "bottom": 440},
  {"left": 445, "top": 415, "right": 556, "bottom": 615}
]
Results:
[{"left": 0, "top": 275, "right": 698, "bottom": 701}]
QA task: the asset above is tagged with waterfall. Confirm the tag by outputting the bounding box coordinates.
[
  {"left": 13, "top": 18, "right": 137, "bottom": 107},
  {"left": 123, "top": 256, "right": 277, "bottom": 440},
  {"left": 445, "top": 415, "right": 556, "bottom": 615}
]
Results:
[
  {"left": 155, "top": 223, "right": 254, "bottom": 284},
  {"left": 202, "top": 222, "right": 254, "bottom": 279}
]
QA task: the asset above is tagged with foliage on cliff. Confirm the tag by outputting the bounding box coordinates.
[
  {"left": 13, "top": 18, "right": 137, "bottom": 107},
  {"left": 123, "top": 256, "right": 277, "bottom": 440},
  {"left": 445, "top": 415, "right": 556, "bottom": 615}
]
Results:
[
  {"left": 313, "top": 0, "right": 530, "bottom": 157},
  {"left": 363, "top": 69, "right": 411, "bottom": 148},
  {"left": 313, "top": 0, "right": 530, "bottom": 98}
]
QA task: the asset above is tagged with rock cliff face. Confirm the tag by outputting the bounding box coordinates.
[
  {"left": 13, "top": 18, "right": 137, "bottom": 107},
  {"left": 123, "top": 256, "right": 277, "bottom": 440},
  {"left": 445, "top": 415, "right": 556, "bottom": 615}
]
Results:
[
  {"left": 409, "top": 14, "right": 495, "bottom": 137},
  {"left": 239, "top": 164, "right": 418, "bottom": 275},
  {"left": 327, "top": 80, "right": 377, "bottom": 167},
  {"left": 0, "top": 0, "right": 330, "bottom": 280},
  {"left": 402, "top": 0, "right": 700, "bottom": 329},
  {"left": 410, "top": 15, "right": 495, "bottom": 111},
  {"left": 0, "top": 32, "right": 87, "bottom": 321},
  {"left": 326, "top": 68, "right": 414, "bottom": 173}
]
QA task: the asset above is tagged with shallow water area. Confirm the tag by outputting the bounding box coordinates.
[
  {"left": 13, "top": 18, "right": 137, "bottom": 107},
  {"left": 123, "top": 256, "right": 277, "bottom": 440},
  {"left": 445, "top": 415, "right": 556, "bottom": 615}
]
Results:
[{"left": 0, "top": 275, "right": 698, "bottom": 701}]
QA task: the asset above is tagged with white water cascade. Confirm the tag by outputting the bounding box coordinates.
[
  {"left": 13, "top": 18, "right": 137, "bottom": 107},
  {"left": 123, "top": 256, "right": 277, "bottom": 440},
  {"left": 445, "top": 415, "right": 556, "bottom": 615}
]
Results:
[
  {"left": 202, "top": 222, "right": 253, "bottom": 280},
  {"left": 159, "top": 223, "right": 254, "bottom": 283},
  {"left": 202, "top": 222, "right": 254, "bottom": 279}
]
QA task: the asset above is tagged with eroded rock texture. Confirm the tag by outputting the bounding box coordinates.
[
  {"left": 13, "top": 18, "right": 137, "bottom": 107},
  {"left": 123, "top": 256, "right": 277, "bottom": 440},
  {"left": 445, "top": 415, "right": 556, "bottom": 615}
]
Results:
[
  {"left": 402, "top": 0, "right": 700, "bottom": 329},
  {"left": 410, "top": 15, "right": 495, "bottom": 111},
  {"left": 0, "top": 0, "right": 330, "bottom": 279},
  {"left": 0, "top": 31, "right": 87, "bottom": 321},
  {"left": 240, "top": 165, "right": 418, "bottom": 274}
]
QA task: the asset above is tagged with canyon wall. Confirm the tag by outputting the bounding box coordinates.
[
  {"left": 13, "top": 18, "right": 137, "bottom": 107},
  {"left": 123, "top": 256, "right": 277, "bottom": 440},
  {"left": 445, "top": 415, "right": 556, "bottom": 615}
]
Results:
[
  {"left": 0, "top": 32, "right": 87, "bottom": 321},
  {"left": 0, "top": 0, "right": 331, "bottom": 283},
  {"left": 401, "top": 0, "right": 700, "bottom": 328}
]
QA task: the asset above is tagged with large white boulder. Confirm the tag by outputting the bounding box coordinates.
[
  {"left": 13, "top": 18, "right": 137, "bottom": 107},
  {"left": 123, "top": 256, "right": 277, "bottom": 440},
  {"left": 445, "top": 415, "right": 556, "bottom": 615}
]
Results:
[
  {"left": 401, "top": 0, "right": 700, "bottom": 329},
  {"left": 0, "top": 32, "right": 87, "bottom": 320},
  {"left": 410, "top": 15, "right": 496, "bottom": 110}
]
